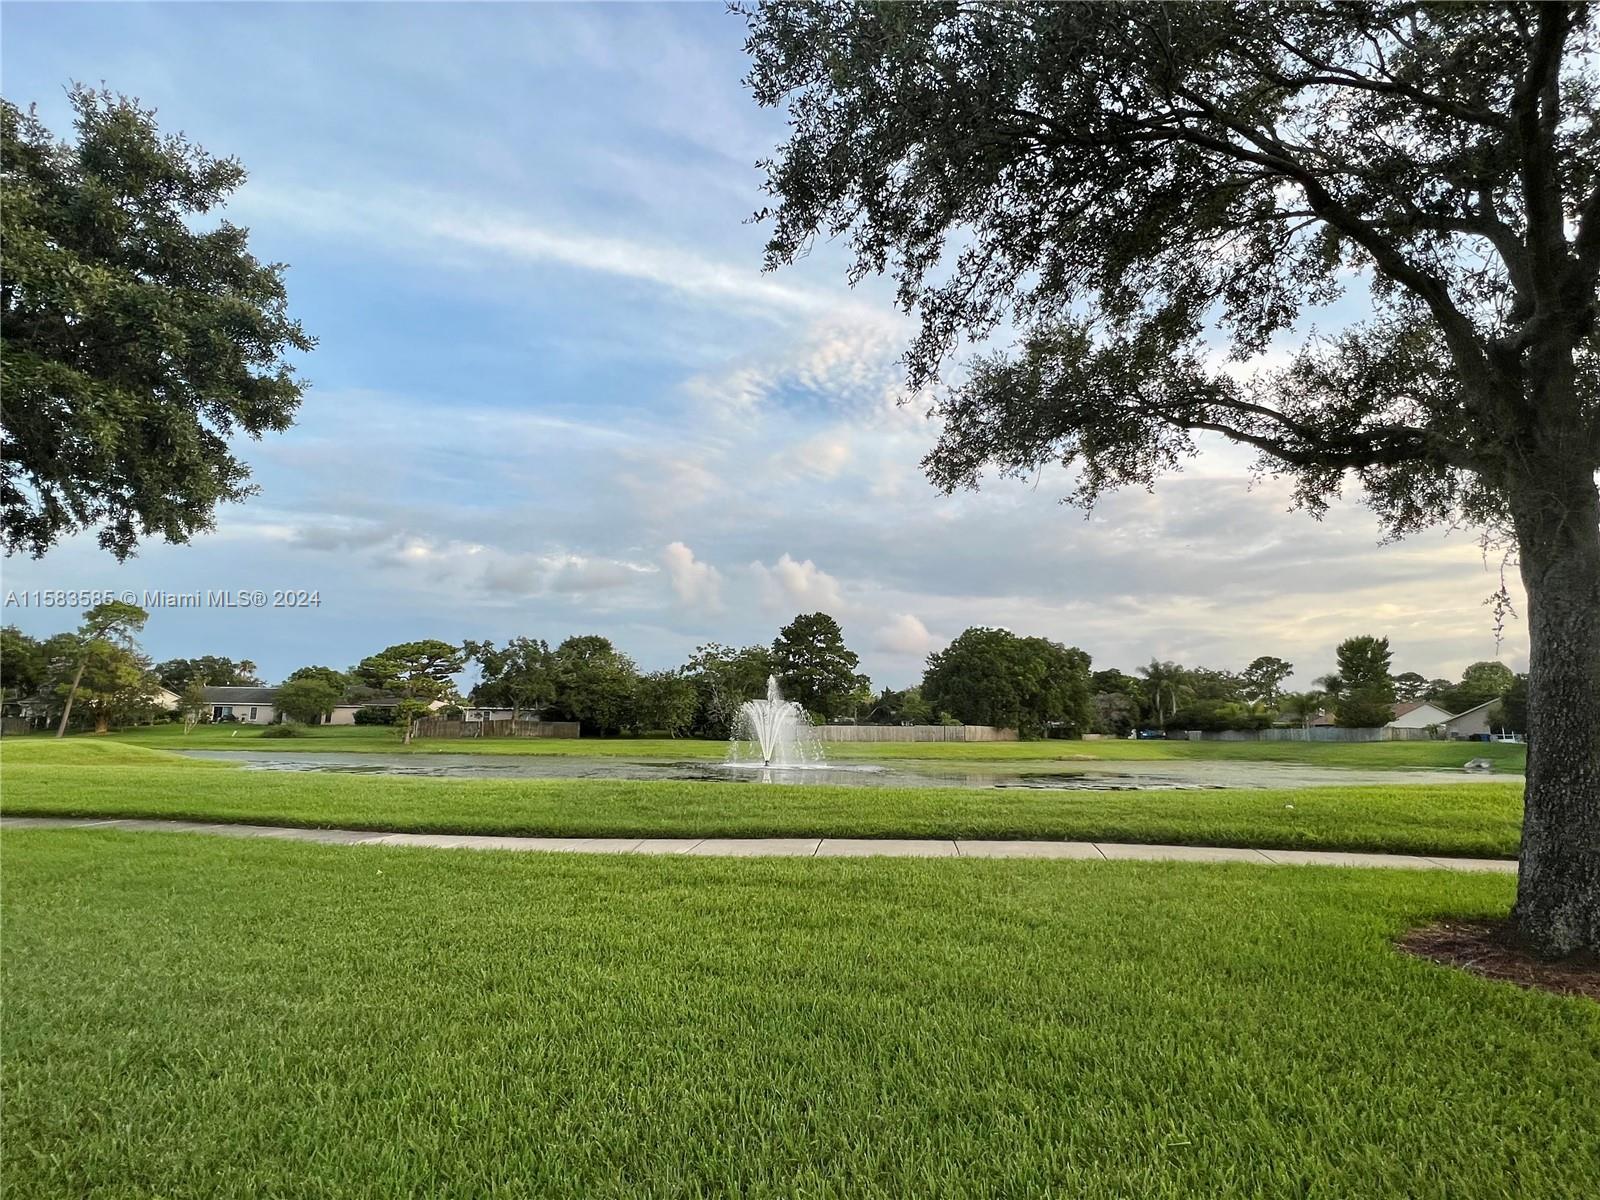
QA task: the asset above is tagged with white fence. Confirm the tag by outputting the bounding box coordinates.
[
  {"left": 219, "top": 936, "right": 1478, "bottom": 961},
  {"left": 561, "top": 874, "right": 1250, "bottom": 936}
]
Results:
[{"left": 815, "top": 724, "right": 1018, "bottom": 743}]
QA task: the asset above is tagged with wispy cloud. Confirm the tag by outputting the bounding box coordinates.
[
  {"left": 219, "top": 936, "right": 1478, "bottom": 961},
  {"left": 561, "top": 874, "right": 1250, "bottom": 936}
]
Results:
[{"left": 238, "top": 181, "right": 853, "bottom": 320}]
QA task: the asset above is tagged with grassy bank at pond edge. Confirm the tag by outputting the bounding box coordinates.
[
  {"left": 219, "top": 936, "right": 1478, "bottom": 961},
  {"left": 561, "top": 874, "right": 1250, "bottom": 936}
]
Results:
[{"left": 1, "top": 742, "right": 1525, "bottom": 857}]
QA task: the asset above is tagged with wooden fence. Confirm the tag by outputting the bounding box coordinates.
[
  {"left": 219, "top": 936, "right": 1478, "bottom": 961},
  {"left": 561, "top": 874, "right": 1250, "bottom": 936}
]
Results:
[
  {"left": 814, "top": 724, "right": 1017, "bottom": 743},
  {"left": 1186, "top": 726, "right": 1440, "bottom": 743},
  {"left": 413, "top": 718, "right": 581, "bottom": 740}
]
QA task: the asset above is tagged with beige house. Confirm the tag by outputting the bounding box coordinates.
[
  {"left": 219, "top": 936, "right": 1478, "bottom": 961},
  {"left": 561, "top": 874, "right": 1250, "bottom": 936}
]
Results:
[
  {"left": 1386, "top": 700, "right": 1455, "bottom": 730},
  {"left": 1443, "top": 698, "right": 1500, "bottom": 739},
  {"left": 200, "top": 686, "right": 279, "bottom": 724}
]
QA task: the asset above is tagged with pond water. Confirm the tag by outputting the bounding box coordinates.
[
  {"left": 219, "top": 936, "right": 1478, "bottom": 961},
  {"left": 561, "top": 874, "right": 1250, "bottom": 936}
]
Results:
[{"left": 175, "top": 751, "right": 1508, "bottom": 792}]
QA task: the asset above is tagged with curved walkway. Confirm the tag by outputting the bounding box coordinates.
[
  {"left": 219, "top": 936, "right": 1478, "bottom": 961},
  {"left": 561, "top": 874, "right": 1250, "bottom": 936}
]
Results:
[{"left": 1, "top": 815, "right": 1517, "bottom": 872}]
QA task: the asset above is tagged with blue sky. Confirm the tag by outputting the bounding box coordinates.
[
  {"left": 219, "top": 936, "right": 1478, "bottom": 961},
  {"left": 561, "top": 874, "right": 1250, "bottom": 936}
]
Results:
[{"left": 1, "top": 1, "right": 1527, "bottom": 690}]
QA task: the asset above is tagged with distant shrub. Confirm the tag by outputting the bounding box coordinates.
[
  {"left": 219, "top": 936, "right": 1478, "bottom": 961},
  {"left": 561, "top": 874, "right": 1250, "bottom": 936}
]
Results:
[
  {"left": 353, "top": 705, "right": 397, "bottom": 726},
  {"left": 259, "top": 722, "right": 306, "bottom": 739}
]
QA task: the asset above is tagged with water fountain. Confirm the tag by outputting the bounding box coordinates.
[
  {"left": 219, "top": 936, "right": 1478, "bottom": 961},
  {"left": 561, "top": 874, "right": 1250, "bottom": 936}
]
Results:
[{"left": 726, "top": 675, "right": 825, "bottom": 768}]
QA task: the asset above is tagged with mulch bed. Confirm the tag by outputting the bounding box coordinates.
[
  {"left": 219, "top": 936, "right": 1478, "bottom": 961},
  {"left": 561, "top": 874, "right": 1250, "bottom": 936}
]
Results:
[{"left": 1399, "top": 921, "right": 1600, "bottom": 1001}]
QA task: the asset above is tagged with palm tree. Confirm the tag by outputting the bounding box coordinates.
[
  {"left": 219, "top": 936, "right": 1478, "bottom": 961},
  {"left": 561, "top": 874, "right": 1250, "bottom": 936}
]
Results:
[
  {"left": 1137, "top": 659, "right": 1190, "bottom": 729},
  {"left": 1279, "top": 691, "right": 1325, "bottom": 732},
  {"left": 1308, "top": 672, "right": 1345, "bottom": 722}
]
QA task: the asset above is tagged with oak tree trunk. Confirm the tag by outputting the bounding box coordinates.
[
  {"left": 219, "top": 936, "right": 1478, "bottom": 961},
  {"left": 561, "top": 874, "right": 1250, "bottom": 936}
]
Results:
[{"left": 1509, "top": 460, "right": 1600, "bottom": 957}]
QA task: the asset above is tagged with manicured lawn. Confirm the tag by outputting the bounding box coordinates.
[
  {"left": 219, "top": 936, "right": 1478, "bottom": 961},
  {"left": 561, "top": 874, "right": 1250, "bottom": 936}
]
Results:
[
  {"left": 26, "top": 722, "right": 1529, "bottom": 770},
  {"left": 3, "top": 830, "right": 1594, "bottom": 1198},
  {"left": 0, "top": 743, "right": 1525, "bottom": 856}
]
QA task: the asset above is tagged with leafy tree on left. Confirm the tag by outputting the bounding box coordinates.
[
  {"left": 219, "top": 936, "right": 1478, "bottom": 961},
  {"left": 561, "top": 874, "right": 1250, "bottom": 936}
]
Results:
[
  {"left": 1, "top": 625, "right": 46, "bottom": 702},
  {"left": 48, "top": 600, "right": 154, "bottom": 735},
  {"left": 0, "top": 87, "right": 312, "bottom": 559}
]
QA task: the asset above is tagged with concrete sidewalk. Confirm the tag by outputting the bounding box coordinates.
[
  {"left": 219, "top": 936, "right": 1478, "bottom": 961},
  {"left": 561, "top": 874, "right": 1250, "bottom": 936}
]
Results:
[{"left": 0, "top": 815, "right": 1518, "bottom": 873}]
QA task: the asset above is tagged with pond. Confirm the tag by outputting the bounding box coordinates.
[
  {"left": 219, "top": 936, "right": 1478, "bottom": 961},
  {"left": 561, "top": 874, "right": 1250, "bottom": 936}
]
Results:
[{"left": 174, "top": 751, "right": 1506, "bottom": 792}]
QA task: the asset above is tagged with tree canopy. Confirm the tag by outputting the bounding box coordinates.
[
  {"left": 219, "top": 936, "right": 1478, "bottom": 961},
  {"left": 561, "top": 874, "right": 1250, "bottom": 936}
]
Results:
[
  {"left": 633, "top": 670, "right": 699, "bottom": 738},
  {"left": 356, "top": 640, "right": 464, "bottom": 744},
  {"left": 771, "top": 612, "right": 868, "bottom": 722},
  {"left": 52, "top": 600, "right": 148, "bottom": 736},
  {"left": 742, "top": 0, "right": 1600, "bottom": 953},
  {"left": 1, "top": 624, "right": 45, "bottom": 699},
  {"left": 1332, "top": 635, "right": 1397, "bottom": 727},
  {"left": 154, "top": 656, "right": 261, "bottom": 691},
  {"left": 1, "top": 86, "right": 312, "bottom": 559},
  {"left": 682, "top": 642, "right": 776, "bottom": 738},
  {"left": 549, "top": 635, "right": 638, "bottom": 737},
  {"left": 743, "top": 1, "right": 1598, "bottom": 535},
  {"left": 274, "top": 676, "right": 344, "bottom": 726},
  {"left": 1241, "top": 656, "right": 1295, "bottom": 705},
  {"left": 923, "top": 626, "right": 1093, "bottom": 738},
  {"left": 1437, "top": 659, "right": 1518, "bottom": 712},
  {"left": 467, "top": 637, "right": 557, "bottom": 719},
  {"left": 286, "top": 665, "right": 348, "bottom": 692}
]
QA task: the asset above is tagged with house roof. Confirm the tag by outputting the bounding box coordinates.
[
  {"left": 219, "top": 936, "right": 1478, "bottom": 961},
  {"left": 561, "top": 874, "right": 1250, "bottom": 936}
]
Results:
[
  {"left": 200, "top": 686, "right": 279, "bottom": 704},
  {"left": 1391, "top": 700, "right": 1454, "bottom": 719},
  {"left": 1444, "top": 697, "right": 1500, "bottom": 721}
]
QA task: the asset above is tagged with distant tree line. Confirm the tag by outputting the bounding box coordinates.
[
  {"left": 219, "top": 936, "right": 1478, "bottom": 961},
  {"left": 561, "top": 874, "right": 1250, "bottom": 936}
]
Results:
[
  {"left": 1087, "top": 638, "right": 1527, "bottom": 737},
  {"left": 3, "top": 606, "right": 1526, "bottom": 740}
]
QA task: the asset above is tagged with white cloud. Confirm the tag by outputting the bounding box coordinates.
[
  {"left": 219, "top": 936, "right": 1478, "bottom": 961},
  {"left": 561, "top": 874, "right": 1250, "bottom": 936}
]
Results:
[
  {"left": 546, "top": 554, "right": 655, "bottom": 594},
  {"left": 238, "top": 182, "right": 848, "bottom": 320},
  {"left": 681, "top": 314, "right": 909, "bottom": 420},
  {"left": 662, "top": 541, "right": 724, "bottom": 611},
  {"left": 875, "top": 613, "right": 942, "bottom": 657},
  {"left": 750, "top": 553, "right": 845, "bottom": 614},
  {"left": 429, "top": 208, "right": 838, "bottom": 317}
]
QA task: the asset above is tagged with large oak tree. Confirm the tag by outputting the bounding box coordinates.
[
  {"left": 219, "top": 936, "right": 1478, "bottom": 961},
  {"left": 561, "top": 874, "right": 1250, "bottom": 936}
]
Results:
[
  {"left": 742, "top": 1, "right": 1600, "bottom": 953},
  {"left": 1, "top": 86, "right": 312, "bottom": 560}
]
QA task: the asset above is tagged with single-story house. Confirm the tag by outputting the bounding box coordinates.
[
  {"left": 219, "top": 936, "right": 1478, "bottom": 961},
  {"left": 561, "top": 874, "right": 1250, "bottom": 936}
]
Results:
[
  {"left": 199, "top": 685, "right": 452, "bottom": 725},
  {"left": 9, "top": 684, "right": 181, "bottom": 727},
  {"left": 201, "top": 685, "right": 279, "bottom": 724},
  {"left": 462, "top": 706, "right": 520, "bottom": 722},
  {"left": 1307, "top": 700, "right": 1458, "bottom": 733},
  {"left": 1385, "top": 700, "right": 1456, "bottom": 729},
  {"left": 1443, "top": 697, "right": 1500, "bottom": 739}
]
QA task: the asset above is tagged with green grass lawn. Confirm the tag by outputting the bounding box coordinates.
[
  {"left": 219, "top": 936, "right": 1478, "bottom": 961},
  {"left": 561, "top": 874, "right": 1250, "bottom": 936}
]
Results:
[
  {"left": 23, "top": 722, "right": 1529, "bottom": 771},
  {"left": 2, "top": 830, "right": 1593, "bottom": 1198},
  {"left": 0, "top": 741, "right": 1526, "bottom": 856}
]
